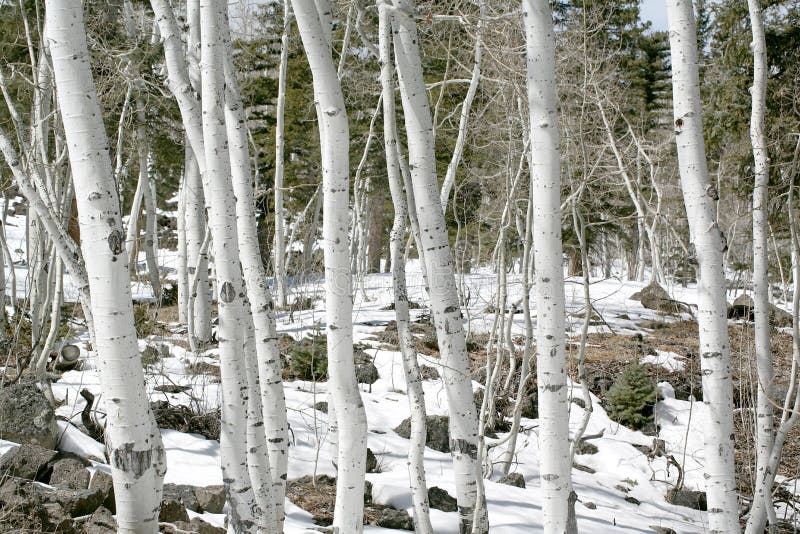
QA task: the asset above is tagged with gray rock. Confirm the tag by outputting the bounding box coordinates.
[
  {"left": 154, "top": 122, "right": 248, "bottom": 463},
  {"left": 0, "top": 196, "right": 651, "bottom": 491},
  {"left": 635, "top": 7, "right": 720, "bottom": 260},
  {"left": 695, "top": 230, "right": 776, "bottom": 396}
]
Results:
[
  {"left": 194, "top": 485, "right": 226, "bottom": 514},
  {"left": 49, "top": 486, "right": 105, "bottom": 517},
  {"left": 50, "top": 457, "right": 90, "bottom": 489},
  {"left": 635, "top": 282, "right": 684, "bottom": 314},
  {"left": 365, "top": 448, "right": 378, "bottom": 473},
  {"left": 375, "top": 508, "right": 414, "bottom": 530},
  {"left": 159, "top": 496, "right": 189, "bottom": 523},
  {"left": 356, "top": 362, "right": 380, "bottom": 385},
  {"left": 625, "top": 496, "right": 641, "bottom": 505},
  {"left": 418, "top": 365, "right": 440, "bottom": 380},
  {"left": 650, "top": 527, "right": 677, "bottom": 534},
  {"left": 1, "top": 475, "right": 104, "bottom": 518},
  {"left": 313, "top": 401, "right": 328, "bottom": 414},
  {"left": 665, "top": 489, "right": 707, "bottom": 511},
  {"left": 498, "top": 473, "right": 526, "bottom": 488},
  {"left": 42, "top": 502, "right": 75, "bottom": 533},
  {"left": 88, "top": 470, "right": 115, "bottom": 513},
  {"left": 84, "top": 506, "right": 117, "bottom": 534},
  {"left": 167, "top": 518, "right": 226, "bottom": 534},
  {"left": 0, "top": 443, "right": 59, "bottom": 480},
  {"left": 394, "top": 415, "right": 450, "bottom": 453},
  {"left": 575, "top": 440, "right": 598, "bottom": 455},
  {"left": 163, "top": 483, "right": 201, "bottom": 512},
  {"left": 0, "top": 381, "right": 60, "bottom": 449},
  {"left": 427, "top": 486, "right": 458, "bottom": 512}
]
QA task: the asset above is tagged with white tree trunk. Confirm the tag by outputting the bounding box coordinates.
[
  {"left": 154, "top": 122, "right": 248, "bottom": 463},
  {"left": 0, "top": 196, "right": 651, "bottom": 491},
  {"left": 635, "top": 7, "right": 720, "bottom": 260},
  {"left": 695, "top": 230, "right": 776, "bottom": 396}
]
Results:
[
  {"left": 274, "top": 0, "right": 291, "bottom": 309},
  {"left": 176, "top": 152, "right": 189, "bottom": 324},
  {"left": 523, "top": 1, "right": 574, "bottom": 531},
  {"left": 744, "top": 0, "right": 773, "bottom": 531},
  {"left": 199, "top": 0, "right": 264, "bottom": 528},
  {"left": 390, "top": 1, "right": 488, "bottom": 531},
  {"left": 45, "top": 0, "right": 165, "bottom": 531},
  {"left": 377, "top": 4, "right": 433, "bottom": 532},
  {"left": 184, "top": 144, "right": 211, "bottom": 343},
  {"left": 291, "top": 1, "right": 368, "bottom": 531},
  {"left": 221, "top": 4, "right": 288, "bottom": 524},
  {"left": 666, "top": 2, "right": 740, "bottom": 532}
]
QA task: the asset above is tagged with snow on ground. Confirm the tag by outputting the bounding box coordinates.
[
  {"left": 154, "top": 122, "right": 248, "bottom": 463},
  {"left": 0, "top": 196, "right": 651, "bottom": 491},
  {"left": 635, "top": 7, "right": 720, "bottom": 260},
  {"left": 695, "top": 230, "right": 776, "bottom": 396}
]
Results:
[{"left": 3, "top": 197, "right": 783, "bottom": 532}]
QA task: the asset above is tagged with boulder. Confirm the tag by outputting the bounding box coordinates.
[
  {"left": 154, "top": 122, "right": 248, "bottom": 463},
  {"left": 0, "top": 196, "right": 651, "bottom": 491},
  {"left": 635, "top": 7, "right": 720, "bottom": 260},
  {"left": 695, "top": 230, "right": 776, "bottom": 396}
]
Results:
[
  {"left": 574, "top": 440, "right": 598, "bottom": 455},
  {"left": 635, "top": 282, "right": 683, "bottom": 314},
  {"left": 0, "top": 443, "right": 58, "bottom": 481},
  {"left": 375, "top": 508, "right": 414, "bottom": 530},
  {"left": 498, "top": 473, "right": 526, "bottom": 488},
  {"left": 42, "top": 502, "right": 75, "bottom": 532},
  {"left": 84, "top": 506, "right": 117, "bottom": 534},
  {"left": 356, "top": 362, "right": 380, "bottom": 385},
  {"left": 50, "top": 457, "right": 90, "bottom": 489},
  {"left": 418, "top": 365, "right": 440, "bottom": 380},
  {"left": 365, "top": 448, "right": 378, "bottom": 473},
  {"left": 48, "top": 486, "right": 105, "bottom": 517},
  {"left": 427, "top": 486, "right": 458, "bottom": 512},
  {"left": 728, "top": 293, "right": 793, "bottom": 327},
  {"left": 393, "top": 415, "right": 450, "bottom": 453},
  {"left": 313, "top": 401, "right": 328, "bottom": 414},
  {"left": 194, "top": 485, "right": 226, "bottom": 514},
  {"left": 0, "top": 381, "right": 60, "bottom": 449},
  {"left": 665, "top": 489, "right": 707, "bottom": 511},
  {"left": 166, "top": 518, "right": 226, "bottom": 534},
  {"left": 88, "top": 470, "right": 115, "bottom": 513},
  {"left": 650, "top": 527, "right": 677, "bottom": 534},
  {"left": 163, "top": 483, "right": 201, "bottom": 512},
  {"left": 159, "top": 496, "right": 190, "bottom": 523}
]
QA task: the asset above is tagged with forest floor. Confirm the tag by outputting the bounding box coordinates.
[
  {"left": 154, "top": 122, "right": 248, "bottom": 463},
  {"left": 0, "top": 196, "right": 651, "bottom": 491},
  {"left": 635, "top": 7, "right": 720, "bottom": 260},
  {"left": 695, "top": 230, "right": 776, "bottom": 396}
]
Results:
[{"left": 2, "top": 200, "right": 799, "bottom": 532}]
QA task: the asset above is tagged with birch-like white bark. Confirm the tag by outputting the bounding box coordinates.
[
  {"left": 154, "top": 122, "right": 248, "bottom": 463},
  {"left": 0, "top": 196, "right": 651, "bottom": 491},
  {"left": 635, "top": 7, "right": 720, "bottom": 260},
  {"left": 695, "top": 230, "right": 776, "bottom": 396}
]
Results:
[
  {"left": 221, "top": 4, "right": 288, "bottom": 524},
  {"left": 523, "top": 1, "right": 573, "bottom": 530},
  {"left": 274, "top": 0, "right": 291, "bottom": 309},
  {"left": 199, "top": 0, "right": 264, "bottom": 528},
  {"left": 45, "top": 0, "right": 165, "bottom": 531},
  {"left": 391, "top": 1, "right": 488, "bottom": 531},
  {"left": 744, "top": 1, "right": 774, "bottom": 531},
  {"left": 176, "top": 173, "right": 188, "bottom": 323},
  {"left": 378, "top": 4, "right": 433, "bottom": 531},
  {"left": 666, "top": 2, "right": 740, "bottom": 531},
  {"left": 184, "top": 144, "right": 211, "bottom": 343},
  {"left": 292, "top": 1, "right": 368, "bottom": 531}
]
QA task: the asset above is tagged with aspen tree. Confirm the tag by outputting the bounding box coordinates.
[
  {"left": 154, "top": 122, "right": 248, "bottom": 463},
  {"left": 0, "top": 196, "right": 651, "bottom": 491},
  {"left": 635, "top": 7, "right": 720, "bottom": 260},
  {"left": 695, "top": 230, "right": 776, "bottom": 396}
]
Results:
[
  {"left": 291, "top": 0, "right": 368, "bottom": 530},
  {"left": 745, "top": 0, "right": 774, "bottom": 531},
  {"left": 666, "top": 1, "right": 740, "bottom": 531},
  {"left": 45, "top": 0, "right": 165, "bottom": 530},
  {"left": 390, "top": 0, "right": 488, "bottom": 530},
  {"left": 523, "top": 1, "right": 574, "bottom": 530},
  {"left": 378, "top": 3, "right": 433, "bottom": 531}
]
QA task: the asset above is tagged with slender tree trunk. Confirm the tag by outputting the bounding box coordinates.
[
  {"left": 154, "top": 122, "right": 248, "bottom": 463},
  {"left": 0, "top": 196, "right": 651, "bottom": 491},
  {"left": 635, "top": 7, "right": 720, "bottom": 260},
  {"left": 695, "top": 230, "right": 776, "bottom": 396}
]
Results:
[
  {"left": 274, "top": 0, "right": 291, "bottom": 308},
  {"left": 523, "top": 1, "right": 574, "bottom": 531},
  {"left": 390, "top": 2, "right": 488, "bottom": 531},
  {"left": 745, "top": 1, "right": 774, "bottom": 531},
  {"left": 378, "top": 4, "right": 433, "bottom": 532},
  {"left": 199, "top": 0, "right": 265, "bottom": 528},
  {"left": 184, "top": 145, "right": 211, "bottom": 343},
  {"left": 439, "top": 0, "right": 485, "bottom": 212},
  {"left": 176, "top": 172, "right": 188, "bottom": 324},
  {"left": 292, "top": 1, "right": 368, "bottom": 531},
  {"left": 666, "top": 2, "right": 739, "bottom": 531},
  {"left": 45, "top": 0, "right": 165, "bottom": 531},
  {"left": 221, "top": 5, "right": 288, "bottom": 524}
]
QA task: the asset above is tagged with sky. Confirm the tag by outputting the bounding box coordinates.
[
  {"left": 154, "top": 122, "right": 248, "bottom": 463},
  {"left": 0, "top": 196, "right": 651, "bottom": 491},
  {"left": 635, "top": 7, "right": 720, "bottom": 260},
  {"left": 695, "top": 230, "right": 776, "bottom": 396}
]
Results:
[{"left": 640, "top": 0, "right": 669, "bottom": 32}]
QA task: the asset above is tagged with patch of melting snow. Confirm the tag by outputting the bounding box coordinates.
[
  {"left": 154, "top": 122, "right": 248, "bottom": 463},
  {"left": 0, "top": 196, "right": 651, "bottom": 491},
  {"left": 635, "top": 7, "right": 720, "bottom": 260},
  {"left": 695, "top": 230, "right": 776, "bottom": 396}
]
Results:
[{"left": 641, "top": 350, "right": 686, "bottom": 372}]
